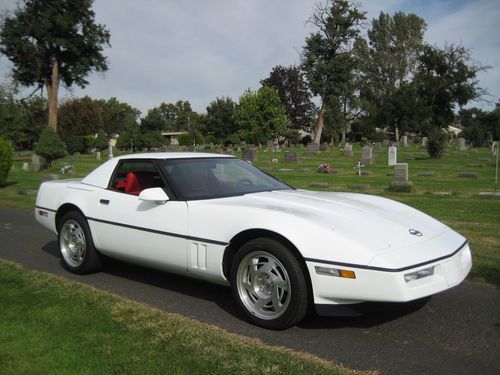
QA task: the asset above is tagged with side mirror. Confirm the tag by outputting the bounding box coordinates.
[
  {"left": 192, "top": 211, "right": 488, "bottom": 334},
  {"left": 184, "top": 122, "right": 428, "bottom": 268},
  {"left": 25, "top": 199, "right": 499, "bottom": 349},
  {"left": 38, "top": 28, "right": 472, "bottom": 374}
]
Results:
[{"left": 138, "top": 187, "right": 169, "bottom": 205}]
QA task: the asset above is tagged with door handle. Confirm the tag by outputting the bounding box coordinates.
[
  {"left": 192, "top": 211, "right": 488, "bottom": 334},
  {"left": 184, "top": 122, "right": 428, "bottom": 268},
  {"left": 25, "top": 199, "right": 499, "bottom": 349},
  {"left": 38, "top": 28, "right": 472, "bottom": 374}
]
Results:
[{"left": 99, "top": 199, "right": 110, "bottom": 205}]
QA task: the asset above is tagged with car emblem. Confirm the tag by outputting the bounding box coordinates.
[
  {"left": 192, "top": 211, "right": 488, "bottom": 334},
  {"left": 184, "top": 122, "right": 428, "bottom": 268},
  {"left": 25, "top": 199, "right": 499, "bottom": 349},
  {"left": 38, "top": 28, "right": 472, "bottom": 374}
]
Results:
[{"left": 409, "top": 229, "right": 423, "bottom": 236}]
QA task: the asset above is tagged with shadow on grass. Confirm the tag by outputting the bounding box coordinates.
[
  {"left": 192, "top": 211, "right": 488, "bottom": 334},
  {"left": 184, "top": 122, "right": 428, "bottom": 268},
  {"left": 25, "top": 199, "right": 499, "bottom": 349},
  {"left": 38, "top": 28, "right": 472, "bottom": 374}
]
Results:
[
  {"left": 1, "top": 181, "right": 18, "bottom": 187},
  {"left": 41, "top": 239, "right": 431, "bottom": 330}
]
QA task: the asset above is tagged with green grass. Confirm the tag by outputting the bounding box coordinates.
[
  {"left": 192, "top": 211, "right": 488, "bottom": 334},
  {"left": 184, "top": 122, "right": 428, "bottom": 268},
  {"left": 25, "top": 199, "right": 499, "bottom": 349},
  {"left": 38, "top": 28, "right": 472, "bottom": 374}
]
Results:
[
  {"left": 1, "top": 144, "right": 499, "bottom": 285},
  {"left": 0, "top": 260, "right": 356, "bottom": 374}
]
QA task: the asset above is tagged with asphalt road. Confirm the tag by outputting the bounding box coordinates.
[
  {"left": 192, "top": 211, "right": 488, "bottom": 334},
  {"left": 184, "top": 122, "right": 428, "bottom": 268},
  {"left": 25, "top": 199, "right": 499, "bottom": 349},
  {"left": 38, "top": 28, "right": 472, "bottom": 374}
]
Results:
[{"left": 1, "top": 205, "right": 499, "bottom": 374}]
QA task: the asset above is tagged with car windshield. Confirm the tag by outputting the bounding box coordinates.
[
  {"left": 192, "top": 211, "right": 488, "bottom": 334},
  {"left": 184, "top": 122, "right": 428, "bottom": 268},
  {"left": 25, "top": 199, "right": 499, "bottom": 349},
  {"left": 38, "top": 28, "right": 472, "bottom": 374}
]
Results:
[{"left": 160, "top": 157, "right": 292, "bottom": 200}]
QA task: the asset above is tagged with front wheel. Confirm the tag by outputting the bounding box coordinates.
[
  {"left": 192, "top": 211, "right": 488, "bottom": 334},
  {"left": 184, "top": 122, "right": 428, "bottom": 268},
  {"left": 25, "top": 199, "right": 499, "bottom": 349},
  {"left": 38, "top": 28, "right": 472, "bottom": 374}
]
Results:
[
  {"left": 230, "top": 238, "right": 309, "bottom": 329},
  {"left": 58, "top": 211, "right": 102, "bottom": 274}
]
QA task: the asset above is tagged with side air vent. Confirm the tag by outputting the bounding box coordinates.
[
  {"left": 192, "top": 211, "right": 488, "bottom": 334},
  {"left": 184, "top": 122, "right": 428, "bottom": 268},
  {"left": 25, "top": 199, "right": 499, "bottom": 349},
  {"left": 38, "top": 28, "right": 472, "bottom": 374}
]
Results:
[{"left": 190, "top": 242, "right": 207, "bottom": 270}]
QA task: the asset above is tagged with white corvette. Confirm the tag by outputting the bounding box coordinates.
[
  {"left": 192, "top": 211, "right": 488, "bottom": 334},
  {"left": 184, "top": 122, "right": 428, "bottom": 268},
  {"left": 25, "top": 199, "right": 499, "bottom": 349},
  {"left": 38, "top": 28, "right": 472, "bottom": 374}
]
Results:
[{"left": 35, "top": 152, "right": 472, "bottom": 329}]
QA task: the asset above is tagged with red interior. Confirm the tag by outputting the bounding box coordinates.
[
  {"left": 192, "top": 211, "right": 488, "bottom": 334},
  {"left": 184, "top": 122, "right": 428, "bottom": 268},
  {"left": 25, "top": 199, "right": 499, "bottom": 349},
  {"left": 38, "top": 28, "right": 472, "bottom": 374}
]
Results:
[{"left": 122, "top": 172, "right": 157, "bottom": 195}]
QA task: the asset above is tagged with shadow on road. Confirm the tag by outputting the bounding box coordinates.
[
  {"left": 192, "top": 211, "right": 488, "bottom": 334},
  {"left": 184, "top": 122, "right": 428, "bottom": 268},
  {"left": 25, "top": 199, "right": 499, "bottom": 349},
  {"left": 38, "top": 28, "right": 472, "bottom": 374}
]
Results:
[{"left": 41, "top": 239, "right": 429, "bottom": 329}]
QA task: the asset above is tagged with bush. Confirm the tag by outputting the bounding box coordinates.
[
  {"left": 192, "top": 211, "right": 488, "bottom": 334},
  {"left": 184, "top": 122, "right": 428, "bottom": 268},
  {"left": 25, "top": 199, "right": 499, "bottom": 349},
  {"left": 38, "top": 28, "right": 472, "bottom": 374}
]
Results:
[
  {"left": 0, "top": 138, "right": 13, "bottom": 187},
  {"left": 35, "top": 127, "right": 66, "bottom": 165},
  {"left": 65, "top": 135, "right": 87, "bottom": 154},
  {"left": 142, "top": 131, "right": 164, "bottom": 150},
  {"left": 426, "top": 129, "right": 447, "bottom": 159}
]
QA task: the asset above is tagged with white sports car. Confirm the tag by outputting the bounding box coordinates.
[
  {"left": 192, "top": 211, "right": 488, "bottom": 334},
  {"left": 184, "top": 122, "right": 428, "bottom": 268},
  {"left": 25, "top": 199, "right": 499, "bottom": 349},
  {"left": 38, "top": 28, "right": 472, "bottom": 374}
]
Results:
[{"left": 35, "top": 152, "right": 472, "bottom": 329}]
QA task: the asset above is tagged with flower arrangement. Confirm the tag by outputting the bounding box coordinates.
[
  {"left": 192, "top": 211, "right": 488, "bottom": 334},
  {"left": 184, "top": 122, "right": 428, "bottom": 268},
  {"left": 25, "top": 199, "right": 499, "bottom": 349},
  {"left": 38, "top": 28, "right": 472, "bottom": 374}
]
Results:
[{"left": 318, "top": 163, "right": 331, "bottom": 173}]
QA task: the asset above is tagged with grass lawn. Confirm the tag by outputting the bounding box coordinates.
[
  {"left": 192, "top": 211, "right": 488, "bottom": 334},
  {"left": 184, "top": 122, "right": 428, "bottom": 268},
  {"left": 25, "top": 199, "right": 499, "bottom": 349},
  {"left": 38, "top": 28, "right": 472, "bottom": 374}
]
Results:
[
  {"left": 0, "top": 260, "right": 354, "bottom": 374},
  {"left": 2, "top": 143, "right": 498, "bottom": 284}
]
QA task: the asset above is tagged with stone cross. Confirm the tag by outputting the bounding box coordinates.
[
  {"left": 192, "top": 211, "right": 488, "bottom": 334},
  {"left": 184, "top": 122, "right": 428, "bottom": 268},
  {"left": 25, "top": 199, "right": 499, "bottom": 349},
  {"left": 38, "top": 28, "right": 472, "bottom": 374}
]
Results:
[
  {"left": 388, "top": 146, "right": 397, "bottom": 166},
  {"left": 355, "top": 161, "right": 365, "bottom": 176}
]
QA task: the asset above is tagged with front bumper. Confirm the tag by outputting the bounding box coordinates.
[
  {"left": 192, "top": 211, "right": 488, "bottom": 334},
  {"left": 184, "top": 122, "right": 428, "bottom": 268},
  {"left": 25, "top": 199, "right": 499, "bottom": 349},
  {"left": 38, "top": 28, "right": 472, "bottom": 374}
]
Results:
[{"left": 306, "top": 242, "right": 472, "bottom": 307}]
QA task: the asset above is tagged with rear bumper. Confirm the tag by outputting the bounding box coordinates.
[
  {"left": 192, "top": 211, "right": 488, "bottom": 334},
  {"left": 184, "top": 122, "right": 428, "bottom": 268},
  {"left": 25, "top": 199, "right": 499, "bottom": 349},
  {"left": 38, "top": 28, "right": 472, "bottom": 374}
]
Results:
[{"left": 307, "top": 242, "right": 472, "bottom": 306}]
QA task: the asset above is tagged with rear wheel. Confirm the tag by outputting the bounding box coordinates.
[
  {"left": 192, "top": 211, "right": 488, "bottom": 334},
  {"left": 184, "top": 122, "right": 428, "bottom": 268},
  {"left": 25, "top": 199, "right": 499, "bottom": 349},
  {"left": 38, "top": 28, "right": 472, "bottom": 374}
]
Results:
[
  {"left": 58, "top": 211, "right": 102, "bottom": 274},
  {"left": 230, "top": 238, "right": 309, "bottom": 329}
]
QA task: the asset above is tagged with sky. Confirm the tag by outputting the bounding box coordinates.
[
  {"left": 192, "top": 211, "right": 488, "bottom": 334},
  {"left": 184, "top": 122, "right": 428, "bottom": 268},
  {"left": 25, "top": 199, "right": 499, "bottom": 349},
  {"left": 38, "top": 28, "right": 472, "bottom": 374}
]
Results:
[{"left": 0, "top": 0, "right": 499, "bottom": 116}]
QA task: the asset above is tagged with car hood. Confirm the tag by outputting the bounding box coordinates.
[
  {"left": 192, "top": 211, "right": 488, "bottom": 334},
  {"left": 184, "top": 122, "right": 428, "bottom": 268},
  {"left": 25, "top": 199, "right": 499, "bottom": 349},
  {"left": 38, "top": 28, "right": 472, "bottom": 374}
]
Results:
[{"left": 242, "top": 189, "right": 449, "bottom": 254}]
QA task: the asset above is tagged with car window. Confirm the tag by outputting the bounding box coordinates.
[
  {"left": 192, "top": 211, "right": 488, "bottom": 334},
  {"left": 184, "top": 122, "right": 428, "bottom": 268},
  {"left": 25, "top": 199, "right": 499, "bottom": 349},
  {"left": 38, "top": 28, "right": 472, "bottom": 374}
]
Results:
[
  {"left": 110, "top": 161, "right": 165, "bottom": 196},
  {"left": 160, "top": 158, "right": 291, "bottom": 200}
]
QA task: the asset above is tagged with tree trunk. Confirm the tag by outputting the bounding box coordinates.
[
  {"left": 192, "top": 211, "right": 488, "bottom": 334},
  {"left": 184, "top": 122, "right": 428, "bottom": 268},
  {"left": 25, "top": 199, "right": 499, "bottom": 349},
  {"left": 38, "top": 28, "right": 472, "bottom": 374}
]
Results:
[
  {"left": 313, "top": 101, "right": 326, "bottom": 144},
  {"left": 46, "top": 56, "right": 59, "bottom": 132}
]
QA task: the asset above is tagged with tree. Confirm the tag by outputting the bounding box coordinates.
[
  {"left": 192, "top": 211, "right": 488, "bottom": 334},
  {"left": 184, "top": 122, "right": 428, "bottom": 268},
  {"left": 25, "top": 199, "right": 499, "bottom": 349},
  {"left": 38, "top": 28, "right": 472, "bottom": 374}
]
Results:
[
  {"left": 356, "top": 12, "right": 426, "bottom": 140},
  {"left": 301, "top": 0, "right": 365, "bottom": 144},
  {"left": 415, "top": 44, "right": 487, "bottom": 130},
  {"left": 58, "top": 96, "right": 103, "bottom": 140},
  {"left": 0, "top": 137, "right": 13, "bottom": 186},
  {"left": 141, "top": 101, "right": 197, "bottom": 133},
  {"left": 141, "top": 131, "right": 164, "bottom": 150},
  {"left": 35, "top": 127, "right": 66, "bottom": 164},
  {"left": 0, "top": 0, "right": 110, "bottom": 131},
  {"left": 204, "top": 97, "right": 237, "bottom": 140},
  {"left": 261, "top": 65, "right": 315, "bottom": 135},
  {"left": 94, "top": 129, "right": 108, "bottom": 150},
  {"left": 98, "top": 97, "right": 141, "bottom": 135},
  {"left": 234, "top": 87, "right": 289, "bottom": 143},
  {"left": 116, "top": 122, "right": 142, "bottom": 151}
]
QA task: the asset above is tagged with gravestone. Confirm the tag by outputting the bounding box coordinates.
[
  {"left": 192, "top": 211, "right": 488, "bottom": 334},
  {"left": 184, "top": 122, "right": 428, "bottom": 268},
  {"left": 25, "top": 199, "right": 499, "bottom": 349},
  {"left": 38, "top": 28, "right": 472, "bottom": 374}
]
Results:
[
  {"left": 242, "top": 149, "right": 257, "bottom": 162},
  {"left": 389, "top": 163, "right": 413, "bottom": 191},
  {"left": 343, "top": 143, "right": 353, "bottom": 156},
  {"left": 401, "top": 135, "right": 408, "bottom": 147},
  {"left": 374, "top": 142, "right": 382, "bottom": 151},
  {"left": 284, "top": 151, "right": 299, "bottom": 163},
  {"left": 382, "top": 139, "right": 389, "bottom": 147},
  {"left": 31, "top": 154, "right": 45, "bottom": 172},
  {"left": 22, "top": 162, "right": 29, "bottom": 171},
  {"left": 306, "top": 143, "right": 320, "bottom": 154},
  {"left": 96, "top": 151, "right": 101, "bottom": 160},
  {"left": 361, "top": 146, "right": 373, "bottom": 165},
  {"left": 388, "top": 146, "right": 397, "bottom": 166},
  {"left": 457, "top": 138, "right": 467, "bottom": 151},
  {"left": 422, "top": 137, "right": 428, "bottom": 147},
  {"left": 320, "top": 142, "right": 329, "bottom": 151}
]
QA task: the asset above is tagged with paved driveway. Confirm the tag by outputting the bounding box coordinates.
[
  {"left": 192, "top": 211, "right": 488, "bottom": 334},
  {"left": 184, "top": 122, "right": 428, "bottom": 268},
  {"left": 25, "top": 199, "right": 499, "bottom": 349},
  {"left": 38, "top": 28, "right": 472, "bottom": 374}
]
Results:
[{"left": 1, "top": 205, "right": 499, "bottom": 374}]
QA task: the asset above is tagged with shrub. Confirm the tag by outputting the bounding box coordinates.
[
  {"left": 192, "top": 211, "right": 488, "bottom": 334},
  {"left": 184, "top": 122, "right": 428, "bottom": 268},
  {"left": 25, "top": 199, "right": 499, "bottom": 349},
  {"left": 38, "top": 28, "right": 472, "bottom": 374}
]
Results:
[
  {"left": 35, "top": 127, "right": 66, "bottom": 165},
  {"left": 426, "top": 129, "right": 447, "bottom": 159},
  {"left": 0, "top": 138, "right": 13, "bottom": 187},
  {"left": 65, "top": 135, "right": 86, "bottom": 154},
  {"left": 142, "top": 131, "right": 164, "bottom": 150}
]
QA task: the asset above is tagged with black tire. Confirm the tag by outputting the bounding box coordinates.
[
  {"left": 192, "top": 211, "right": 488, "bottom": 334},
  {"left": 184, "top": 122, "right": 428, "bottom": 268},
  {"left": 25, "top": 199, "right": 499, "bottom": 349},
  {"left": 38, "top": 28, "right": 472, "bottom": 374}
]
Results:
[
  {"left": 57, "top": 211, "right": 102, "bottom": 274},
  {"left": 230, "top": 237, "right": 309, "bottom": 330}
]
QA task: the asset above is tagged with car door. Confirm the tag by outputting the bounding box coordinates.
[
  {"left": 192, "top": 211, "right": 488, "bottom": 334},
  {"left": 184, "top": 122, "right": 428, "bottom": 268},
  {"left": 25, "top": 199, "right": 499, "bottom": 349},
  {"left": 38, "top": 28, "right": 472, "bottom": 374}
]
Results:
[{"left": 88, "top": 159, "right": 189, "bottom": 274}]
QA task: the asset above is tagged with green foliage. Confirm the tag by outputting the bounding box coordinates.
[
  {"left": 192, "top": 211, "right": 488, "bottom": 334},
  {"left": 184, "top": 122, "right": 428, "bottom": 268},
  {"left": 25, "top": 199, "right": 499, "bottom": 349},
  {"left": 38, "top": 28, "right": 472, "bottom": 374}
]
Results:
[
  {"left": 65, "top": 135, "right": 87, "bottom": 154},
  {"left": 141, "top": 131, "right": 164, "bottom": 150},
  {"left": 141, "top": 101, "right": 198, "bottom": 133},
  {"left": 261, "top": 65, "right": 315, "bottom": 133},
  {"left": 0, "top": 0, "right": 110, "bottom": 90},
  {"left": 35, "top": 127, "right": 66, "bottom": 165},
  {"left": 301, "top": 0, "right": 366, "bottom": 142},
  {"left": 98, "top": 97, "right": 140, "bottom": 135},
  {"left": 234, "top": 87, "right": 289, "bottom": 143},
  {"left": 0, "top": 85, "right": 46, "bottom": 148},
  {"left": 58, "top": 96, "right": 103, "bottom": 140},
  {"left": 426, "top": 129, "right": 447, "bottom": 159},
  {"left": 94, "top": 130, "right": 108, "bottom": 151},
  {"left": 205, "top": 97, "right": 237, "bottom": 139},
  {"left": 177, "top": 130, "right": 203, "bottom": 146},
  {"left": 0, "top": 138, "right": 13, "bottom": 186},
  {"left": 416, "top": 44, "right": 485, "bottom": 129},
  {"left": 300, "top": 135, "right": 312, "bottom": 145},
  {"left": 206, "top": 135, "right": 219, "bottom": 145},
  {"left": 224, "top": 134, "right": 241, "bottom": 147},
  {"left": 116, "top": 122, "right": 142, "bottom": 151}
]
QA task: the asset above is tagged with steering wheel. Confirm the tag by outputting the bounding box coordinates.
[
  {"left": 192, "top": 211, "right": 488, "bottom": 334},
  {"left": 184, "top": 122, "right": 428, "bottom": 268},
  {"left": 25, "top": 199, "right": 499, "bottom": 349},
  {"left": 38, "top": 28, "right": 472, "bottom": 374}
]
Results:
[{"left": 233, "top": 178, "right": 253, "bottom": 189}]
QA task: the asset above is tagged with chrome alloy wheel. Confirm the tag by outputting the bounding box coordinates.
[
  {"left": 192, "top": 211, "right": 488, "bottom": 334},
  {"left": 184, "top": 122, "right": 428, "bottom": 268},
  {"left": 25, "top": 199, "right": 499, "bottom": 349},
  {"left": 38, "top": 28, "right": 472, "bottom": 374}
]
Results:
[
  {"left": 60, "top": 219, "right": 87, "bottom": 268},
  {"left": 236, "top": 251, "right": 291, "bottom": 320}
]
